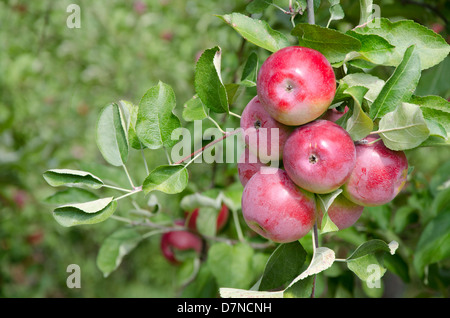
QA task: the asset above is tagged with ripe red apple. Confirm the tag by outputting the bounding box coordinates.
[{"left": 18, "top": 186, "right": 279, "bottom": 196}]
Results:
[
  {"left": 317, "top": 194, "right": 364, "bottom": 230},
  {"left": 283, "top": 120, "right": 356, "bottom": 194},
  {"left": 237, "top": 147, "right": 268, "bottom": 186},
  {"left": 241, "top": 168, "right": 316, "bottom": 243},
  {"left": 343, "top": 135, "right": 408, "bottom": 206},
  {"left": 256, "top": 46, "right": 336, "bottom": 126},
  {"left": 160, "top": 220, "right": 203, "bottom": 265},
  {"left": 185, "top": 203, "right": 229, "bottom": 232},
  {"left": 240, "top": 95, "right": 292, "bottom": 161}
]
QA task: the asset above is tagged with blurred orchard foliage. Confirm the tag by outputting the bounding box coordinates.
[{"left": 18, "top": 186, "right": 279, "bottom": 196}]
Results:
[{"left": 0, "top": 0, "right": 449, "bottom": 297}]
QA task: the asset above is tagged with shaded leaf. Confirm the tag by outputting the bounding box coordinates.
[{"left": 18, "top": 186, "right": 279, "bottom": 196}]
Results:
[
  {"left": 292, "top": 23, "right": 361, "bottom": 64},
  {"left": 43, "top": 169, "right": 103, "bottom": 189},
  {"left": 96, "top": 103, "right": 129, "bottom": 166},
  {"left": 136, "top": 81, "right": 181, "bottom": 149},
  {"left": 352, "top": 18, "right": 450, "bottom": 70},
  {"left": 259, "top": 241, "right": 307, "bottom": 291},
  {"left": 53, "top": 197, "right": 117, "bottom": 227},
  {"left": 143, "top": 165, "right": 188, "bottom": 195},
  {"left": 370, "top": 45, "right": 421, "bottom": 119},
  {"left": 378, "top": 102, "right": 430, "bottom": 150},
  {"left": 194, "top": 47, "right": 229, "bottom": 114},
  {"left": 218, "top": 13, "right": 290, "bottom": 53},
  {"left": 97, "top": 227, "right": 142, "bottom": 277}
]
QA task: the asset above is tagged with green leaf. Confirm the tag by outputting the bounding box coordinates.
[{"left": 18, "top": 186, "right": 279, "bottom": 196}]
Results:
[
  {"left": 246, "top": 0, "right": 273, "bottom": 14},
  {"left": 136, "top": 81, "right": 181, "bottom": 149},
  {"left": 207, "top": 242, "right": 255, "bottom": 289},
  {"left": 352, "top": 18, "right": 450, "bottom": 70},
  {"left": 409, "top": 95, "right": 450, "bottom": 134},
  {"left": 239, "top": 52, "right": 258, "bottom": 87},
  {"left": 370, "top": 45, "right": 421, "bottom": 119},
  {"left": 218, "top": 13, "right": 290, "bottom": 53},
  {"left": 346, "top": 239, "right": 398, "bottom": 282},
  {"left": 96, "top": 227, "right": 142, "bottom": 277},
  {"left": 337, "top": 73, "right": 385, "bottom": 103},
  {"left": 96, "top": 103, "right": 129, "bottom": 166},
  {"left": 44, "top": 188, "right": 99, "bottom": 205},
  {"left": 378, "top": 102, "right": 430, "bottom": 151},
  {"left": 221, "top": 182, "right": 244, "bottom": 212},
  {"left": 43, "top": 169, "right": 104, "bottom": 189},
  {"left": 53, "top": 197, "right": 117, "bottom": 227},
  {"left": 347, "top": 239, "right": 398, "bottom": 260},
  {"left": 358, "top": 0, "right": 373, "bottom": 25},
  {"left": 283, "top": 275, "right": 314, "bottom": 298},
  {"left": 180, "top": 192, "right": 221, "bottom": 211},
  {"left": 287, "top": 247, "right": 335, "bottom": 287},
  {"left": 346, "top": 31, "right": 395, "bottom": 65},
  {"left": 182, "top": 95, "right": 208, "bottom": 122},
  {"left": 142, "top": 165, "right": 188, "bottom": 195},
  {"left": 343, "top": 86, "right": 373, "bottom": 141},
  {"left": 194, "top": 46, "right": 229, "bottom": 114},
  {"left": 119, "top": 100, "right": 143, "bottom": 150},
  {"left": 316, "top": 189, "right": 342, "bottom": 234},
  {"left": 259, "top": 241, "right": 307, "bottom": 291},
  {"left": 291, "top": 23, "right": 361, "bottom": 64},
  {"left": 196, "top": 206, "right": 219, "bottom": 237},
  {"left": 327, "top": 3, "right": 345, "bottom": 27},
  {"left": 414, "top": 211, "right": 450, "bottom": 277}
]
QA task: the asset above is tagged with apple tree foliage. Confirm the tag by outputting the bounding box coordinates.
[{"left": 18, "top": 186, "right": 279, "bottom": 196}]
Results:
[{"left": 43, "top": 0, "right": 450, "bottom": 297}]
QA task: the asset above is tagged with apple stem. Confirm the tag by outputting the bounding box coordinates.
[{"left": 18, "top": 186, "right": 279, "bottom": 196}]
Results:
[{"left": 122, "top": 164, "right": 136, "bottom": 189}]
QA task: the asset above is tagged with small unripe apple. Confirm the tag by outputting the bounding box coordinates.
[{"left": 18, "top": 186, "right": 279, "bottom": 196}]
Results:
[
  {"left": 240, "top": 96, "right": 292, "bottom": 161},
  {"left": 237, "top": 147, "right": 267, "bottom": 186},
  {"left": 160, "top": 220, "right": 203, "bottom": 265},
  {"left": 257, "top": 46, "right": 336, "bottom": 126},
  {"left": 185, "top": 204, "right": 229, "bottom": 232},
  {"left": 283, "top": 120, "right": 356, "bottom": 194},
  {"left": 241, "top": 168, "right": 316, "bottom": 243},
  {"left": 317, "top": 194, "right": 364, "bottom": 230},
  {"left": 343, "top": 135, "right": 408, "bottom": 206}
]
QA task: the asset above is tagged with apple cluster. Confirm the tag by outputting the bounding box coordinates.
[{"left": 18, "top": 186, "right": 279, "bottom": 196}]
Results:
[{"left": 239, "top": 46, "right": 408, "bottom": 243}]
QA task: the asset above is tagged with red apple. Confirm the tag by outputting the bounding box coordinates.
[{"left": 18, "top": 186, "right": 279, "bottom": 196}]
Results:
[
  {"left": 257, "top": 46, "right": 336, "bottom": 126},
  {"left": 317, "top": 194, "right": 364, "bottom": 230},
  {"left": 160, "top": 220, "right": 203, "bottom": 265},
  {"left": 241, "top": 168, "right": 316, "bottom": 243},
  {"left": 237, "top": 147, "right": 267, "bottom": 186},
  {"left": 283, "top": 120, "right": 356, "bottom": 194},
  {"left": 185, "top": 204, "right": 229, "bottom": 232},
  {"left": 240, "top": 95, "right": 292, "bottom": 161},
  {"left": 343, "top": 135, "right": 408, "bottom": 206}
]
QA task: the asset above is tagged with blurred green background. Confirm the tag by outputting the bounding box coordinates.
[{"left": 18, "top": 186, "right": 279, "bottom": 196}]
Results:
[{"left": 1, "top": 0, "right": 449, "bottom": 298}]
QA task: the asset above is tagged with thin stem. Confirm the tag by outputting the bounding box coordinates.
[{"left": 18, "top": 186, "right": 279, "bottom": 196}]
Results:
[
  {"left": 140, "top": 142, "right": 150, "bottom": 175},
  {"left": 228, "top": 111, "right": 241, "bottom": 119},
  {"left": 231, "top": 208, "right": 245, "bottom": 242},
  {"left": 122, "top": 164, "right": 135, "bottom": 189},
  {"left": 114, "top": 187, "right": 142, "bottom": 202},
  {"left": 207, "top": 116, "right": 226, "bottom": 134},
  {"left": 102, "top": 184, "right": 133, "bottom": 193},
  {"left": 141, "top": 229, "right": 166, "bottom": 239},
  {"left": 184, "top": 151, "right": 203, "bottom": 169},
  {"left": 164, "top": 147, "right": 173, "bottom": 165},
  {"left": 110, "top": 215, "right": 133, "bottom": 223}
]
